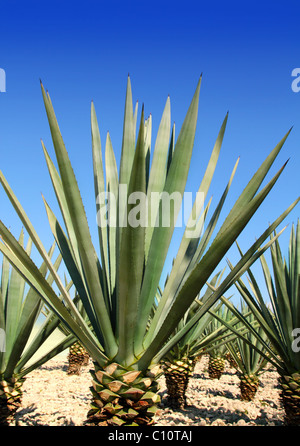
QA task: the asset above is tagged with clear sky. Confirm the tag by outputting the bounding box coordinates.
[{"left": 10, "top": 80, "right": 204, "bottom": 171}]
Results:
[{"left": 0, "top": 0, "right": 299, "bottom": 302}]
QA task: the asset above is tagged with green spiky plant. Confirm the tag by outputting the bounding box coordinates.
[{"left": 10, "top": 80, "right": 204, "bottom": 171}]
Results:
[
  {"left": 67, "top": 341, "right": 90, "bottom": 375},
  {"left": 221, "top": 222, "right": 300, "bottom": 424},
  {"left": 160, "top": 284, "right": 265, "bottom": 408},
  {"left": 160, "top": 278, "right": 248, "bottom": 409},
  {"left": 203, "top": 304, "right": 237, "bottom": 380},
  {"left": 41, "top": 291, "right": 91, "bottom": 376},
  {"left": 225, "top": 333, "right": 240, "bottom": 369},
  {"left": 0, "top": 75, "right": 298, "bottom": 426},
  {"left": 0, "top": 231, "right": 77, "bottom": 425},
  {"left": 226, "top": 309, "right": 270, "bottom": 401},
  {"left": 159, "top": 270, "right": 225, "bottom": 409}
]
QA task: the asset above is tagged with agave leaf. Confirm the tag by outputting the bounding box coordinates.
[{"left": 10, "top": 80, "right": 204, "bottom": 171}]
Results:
[
  {"left": 243, "top": 256, "right": 280, "bottom": 338},
  {"left": 135, "top": 77, "right": 201, "bottom": 351},
  {"left": 40, "top": 83, "right": 117, "bottom": 358},
  {"left": 156, "top": 113, "right": 230, "bottom": 309},
  {"left": 14, "top": 307, "right": 61, "bottom": 375},
  {"left": 227, "top": 341, "right": 247, "bottom": 372},
  {"left": 229, "top": 265, "right": 297, "bottom": 371},
  {"left": 144, "top": 114, "right": 152, "bottom": 190},
  {"left": 270, "top": 241, "right": 294, "bottom": 350},
  {"left": 119, "top": 75, "right": 136, "bottom": 188},
  {"left": 166, "top": 123, "right": 175, "bottom": 175},
  {"left": 42, "top": 197, "right": 89, "bottom": 299},
  {"left": 116, "top": 107, "right": 147, "bottom": 365},
  {"left": 148, "top": 153, "right": 238, "bottom": 342},
  {"left": 42, "top": 196, "right": 104, "bottom": 344},
  {"left": 4, "top": 295, "right": 42, "bottom": 378},
  {"left": 232, "top": 264, "right": 287, "bottom": 362},
  {"left": 4, "top": 230, "right": 27, "bottom": 357},
  {"left": 0, "top": 169, "right": 84, "bottom": 325},
  {"left": 42, "top": 141, "right": 82, "bottom": 271},
  {"left": 15, "top": 244, "right": 59, "bottom": 342},
  {"left": 18, "top": 332, "right": 76, "bottom": 378},
  {"left": 0, "top": 222, "right": 108, "bottom": 368},
  {"left": 1, "top": 249, "right": 10, "bottom": 302},
  {"left": 1, "top": 238, "right": 62, "bottom": 377},
  {"left": 0, "top": 288, "right": 4, "bottom": 341},
  {"left": 145, "top": 96, "right": 171, "bottom": 259},
  {"left": 220, "top": 129, "right": 292, "bottom": 234},
  {"left": 105, "top": 132, "right": 119, "bottom": 319},
  {"left": 15, "top": 275, "right": 77, "bottom": 376},
  {"left": 188, "top": 165, "right": 239, "bottom": 271},
  {"left": 133, "top": 101, "right": 138, "bottom": 143},
  {"left": 0, "top": 253, "right": 11, "bottom": 370},
  {"left": 91, "top": 101, "right": 111, "bottom": 311},
  {"left": 220, "top": 297, "right": 285, "bottom": 373},
  {"left": 139, "top": 195, "right": 299, "bottom": 369}
]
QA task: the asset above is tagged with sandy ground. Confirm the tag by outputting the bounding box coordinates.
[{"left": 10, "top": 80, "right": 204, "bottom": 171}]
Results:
[{"left": 9, "top": 354, "right": 286, "bottom": 428}]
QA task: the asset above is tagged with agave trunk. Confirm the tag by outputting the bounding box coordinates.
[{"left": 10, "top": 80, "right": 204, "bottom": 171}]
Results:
[
  {"left": 85, "top": 362, "right": 161, "bottom": 426},
  {"left": 239, "top": 373, "right": 259, "bottom": 401},
  {"left": 208, "top": 355, "right": 225, "bottom": 379},
  {"left": 67, "top": 341, "right": 90, "bottom": 375},
  {"left": 0, "top": 377, "right": 25, "bottom": 425},
  {"left": 162, "top": 357, "right": 196, "bottom": 409},
  {"left": 279, "top": 372, "right": 300, "bottom": 426}
]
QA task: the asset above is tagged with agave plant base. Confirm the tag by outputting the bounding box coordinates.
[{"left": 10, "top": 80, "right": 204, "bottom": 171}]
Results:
[
  {"left": 0, "top": 377, "right": 25, "bottom": 425},
  {"left": 208, "top": 355, "right": 225, "bottom": 380},
  {"left": 162, "top": 358, "right": 196, "bottom": 409},
  {"left": 239, "top": 374, "right": 259, "bottom": 401},
  {"left": 85, "top": 362, "right": 161, "bottom": 426},
  {"left": 279, "top": 373, "right": 300, "bottom": 426},
  {"left": 67, "top": 341, "right": 90, "bottom": 376}
]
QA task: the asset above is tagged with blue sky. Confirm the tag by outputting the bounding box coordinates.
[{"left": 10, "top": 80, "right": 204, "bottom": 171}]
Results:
[{"left": 0, "top": 0, "right": 299, "bottom": 301}]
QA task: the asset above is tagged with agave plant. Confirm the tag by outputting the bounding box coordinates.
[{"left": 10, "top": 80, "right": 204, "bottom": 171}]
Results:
[
  {"left": 67, "top": 340, "right": 90, "bottom": 375},
  {"left": 222, "top": 222, "right": 300, "bottom": 424},
  {"left": 0, "top": 230, "right": 77, "bottom": 425},
  {"left": 160, "top": 280, "right": 248, "bottom": 409},
  {"left": 207, "top": 345, "right": 227, "bottom": 380},
  {"left": 159, "top": 270, "right": 226, "bottom": 409},
  {"left": 204, "top": 304, "right": 237, "bottom": 380},
  {"left": 0, "top": 76, "right": 298, "bottom": 426},
  {"left": 160, "top": 287, "right": 261, "bottom": 408},
  {"left": 226, "top": 309, "right": 271, "bottom": 401}
]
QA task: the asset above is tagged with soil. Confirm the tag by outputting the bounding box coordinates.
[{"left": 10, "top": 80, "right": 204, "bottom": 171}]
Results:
[{"left": 11, "top": 355, "right": 285, "bottom": 427}]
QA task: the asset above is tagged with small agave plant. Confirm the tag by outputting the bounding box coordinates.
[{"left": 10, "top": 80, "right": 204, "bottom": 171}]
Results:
[
  {"left": 222, "top": 224, "right": 300, "bottom": 424},
  {"left": 159, "top": 270, "right": 225, "bottom": 409},
  {"left": 0, "top": 231, "right": 77, "bottom": 425},
  {"left": 160, "top": 279, "right": 245, "bottom": 409},
  {"left": 226, "top": 311, "right": 271, "bottom": 401},
  {"left": 0, "top": 76, "right": 298, "bottom": 426},
  {"left": 67, "top": 340, "right": 90, "bottom": 375},
  {"left": 204, "top": 304, "right": 235, "bottom": 380}
]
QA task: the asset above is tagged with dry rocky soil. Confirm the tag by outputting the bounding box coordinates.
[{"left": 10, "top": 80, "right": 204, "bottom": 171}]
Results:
[{"left": 10, "top": 354, "right": 287, "bottom": 430}]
